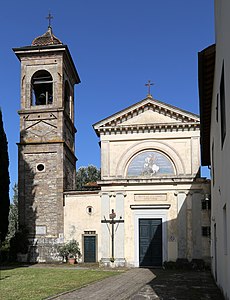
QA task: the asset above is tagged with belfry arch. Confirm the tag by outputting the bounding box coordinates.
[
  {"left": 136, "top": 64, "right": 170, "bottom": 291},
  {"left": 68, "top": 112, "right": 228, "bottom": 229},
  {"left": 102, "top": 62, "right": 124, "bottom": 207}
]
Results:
[{"left": 31, "top": 70, "right": 53, "bottom": 106}]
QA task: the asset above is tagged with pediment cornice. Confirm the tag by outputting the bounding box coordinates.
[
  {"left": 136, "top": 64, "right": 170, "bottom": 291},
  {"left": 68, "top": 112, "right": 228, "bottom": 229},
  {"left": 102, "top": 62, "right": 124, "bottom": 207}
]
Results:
[
  {"left": 94, "top": 96, "right": 200, "bottom": 136},
  {"left": 96, "top": 122, "right": 199, "bottom": 135}
]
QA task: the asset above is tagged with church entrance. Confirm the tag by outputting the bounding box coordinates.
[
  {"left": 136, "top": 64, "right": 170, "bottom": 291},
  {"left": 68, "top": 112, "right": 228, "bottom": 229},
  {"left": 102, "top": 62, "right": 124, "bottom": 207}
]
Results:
[
  {"left": 139, "top": 218, "right": 162, "bottom": 267},
  {"left": 83, "top": 235, "right": 96, "bottom": 262}
]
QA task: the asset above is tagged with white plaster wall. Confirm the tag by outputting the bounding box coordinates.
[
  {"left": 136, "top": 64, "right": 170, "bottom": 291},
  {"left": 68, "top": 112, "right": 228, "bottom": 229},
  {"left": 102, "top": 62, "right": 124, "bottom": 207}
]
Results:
[
  {"left": 64, "top": 193, "right": 101, "bottom": 260},
  {"left": 210, "top": 1, "right": 230, "bottom": 298},
  {"left": 100, "top": 181, "right": 210, "bottom": 267},
  {"left": 100, "top": 129, "right": 200, "bottom": 179}
]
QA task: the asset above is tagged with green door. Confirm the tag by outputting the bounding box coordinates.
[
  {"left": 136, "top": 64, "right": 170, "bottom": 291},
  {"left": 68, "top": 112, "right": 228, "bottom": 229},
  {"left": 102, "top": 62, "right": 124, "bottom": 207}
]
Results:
[
  {"left": 84, "top": 236, "right": 96, "bottom": 262},
  {"left": 139, "top": 219, "right": 162, "bottom": 267}
]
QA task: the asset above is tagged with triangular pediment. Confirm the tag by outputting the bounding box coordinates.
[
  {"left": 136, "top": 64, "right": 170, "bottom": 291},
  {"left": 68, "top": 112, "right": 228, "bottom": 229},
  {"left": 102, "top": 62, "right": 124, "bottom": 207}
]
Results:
[
  {"left": 122, "top": 109, "right": 178, "bottom": 125},
  {"left": 93, "top": 96, "right": 199, "bottom": 135}
]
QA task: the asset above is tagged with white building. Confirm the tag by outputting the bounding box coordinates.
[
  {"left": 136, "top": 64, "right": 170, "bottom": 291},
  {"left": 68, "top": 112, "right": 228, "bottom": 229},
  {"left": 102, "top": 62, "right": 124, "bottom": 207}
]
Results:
[
  {"left": 198, "top": 0, "right": 230, "bottom": 298},
  {"left": 65, "top": 95, "right": 210, "bottom": 267}
]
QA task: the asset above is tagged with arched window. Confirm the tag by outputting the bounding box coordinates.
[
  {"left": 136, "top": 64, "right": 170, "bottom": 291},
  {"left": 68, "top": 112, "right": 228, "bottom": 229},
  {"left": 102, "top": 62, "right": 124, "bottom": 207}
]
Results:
[
  {"left": 127, "top": 150, "right": 175, "bottom": 177},
  {"left": 64, "top": 81, "right": 70, "bottom": 116},
  {"left": 31, "top": 70, "right": 53, "bottom": 105}
]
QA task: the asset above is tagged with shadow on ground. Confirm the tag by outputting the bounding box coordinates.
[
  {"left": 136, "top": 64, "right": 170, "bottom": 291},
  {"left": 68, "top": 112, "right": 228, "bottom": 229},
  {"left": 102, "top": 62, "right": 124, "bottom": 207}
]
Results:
[{"left": 131, "top": 269, "right": 224, "bottom": 300}]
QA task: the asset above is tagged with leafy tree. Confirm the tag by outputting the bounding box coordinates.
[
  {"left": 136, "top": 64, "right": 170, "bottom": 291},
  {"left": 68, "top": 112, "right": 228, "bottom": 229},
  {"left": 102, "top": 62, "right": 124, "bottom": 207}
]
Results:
[
  {"left": 76, "top": 165, "right": 101, "bottom": 190},
  {"left": 0, "top": 109, "right": 10, "bottom": 243}
]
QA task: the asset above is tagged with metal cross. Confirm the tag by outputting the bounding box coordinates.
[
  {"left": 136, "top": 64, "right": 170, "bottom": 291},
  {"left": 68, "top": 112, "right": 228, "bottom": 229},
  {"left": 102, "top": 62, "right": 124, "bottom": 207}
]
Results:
[
  {"left": 46, "top": 12, "right": 54, "bottom": 28},
  {"left": 101, "top": 209, "right": 124, "bottom": 262},
  {"left": 145, "top": 80, "right": 154, "bottom": 96}
]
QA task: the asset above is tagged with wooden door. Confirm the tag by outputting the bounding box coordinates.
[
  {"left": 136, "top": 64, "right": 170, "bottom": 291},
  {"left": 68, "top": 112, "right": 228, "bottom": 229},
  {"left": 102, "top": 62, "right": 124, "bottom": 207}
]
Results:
[
  {"left": 84, "top": 236, "right": 96, "bottom": 262},
  {"left": 139, "top": 219, "right": 162, "bottom": 267}
]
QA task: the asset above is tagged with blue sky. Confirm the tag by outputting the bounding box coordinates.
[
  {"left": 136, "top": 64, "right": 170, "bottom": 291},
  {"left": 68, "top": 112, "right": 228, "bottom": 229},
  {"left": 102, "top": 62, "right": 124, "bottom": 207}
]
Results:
[{"left": 0, "top": 1, "right": 214, "bottom": 198}]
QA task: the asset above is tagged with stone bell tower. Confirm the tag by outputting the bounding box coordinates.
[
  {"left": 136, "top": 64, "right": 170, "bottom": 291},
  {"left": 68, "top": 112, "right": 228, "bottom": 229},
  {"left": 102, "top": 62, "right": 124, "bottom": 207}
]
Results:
[{"left": 13, "top": 23, "right": 80, "bottom": 262}]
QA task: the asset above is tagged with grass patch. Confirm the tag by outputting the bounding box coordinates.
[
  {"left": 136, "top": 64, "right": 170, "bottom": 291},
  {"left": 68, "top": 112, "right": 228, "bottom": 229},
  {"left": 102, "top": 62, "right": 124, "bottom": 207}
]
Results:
[{"left": 0, "top": 266, "right": 120, "bottom": 300}]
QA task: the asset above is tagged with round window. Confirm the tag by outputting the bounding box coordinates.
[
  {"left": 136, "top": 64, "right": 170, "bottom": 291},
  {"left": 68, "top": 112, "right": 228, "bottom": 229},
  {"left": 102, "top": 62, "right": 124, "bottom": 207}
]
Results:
[{"left": 37, "top": 163, "right": 45, "bottom": 172}]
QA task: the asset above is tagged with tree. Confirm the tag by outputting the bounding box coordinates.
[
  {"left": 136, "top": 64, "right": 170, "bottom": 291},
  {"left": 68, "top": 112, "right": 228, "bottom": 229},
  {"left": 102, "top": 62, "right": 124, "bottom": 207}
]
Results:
[
  {"left": 0, "top": 109, "right": 10, "bottom": 243},
  {"left": 6, "top": 184, "right": 18, "bottom": 241},
  {"left": 76, "top": 165, "right": 101, "bottom": 190}
]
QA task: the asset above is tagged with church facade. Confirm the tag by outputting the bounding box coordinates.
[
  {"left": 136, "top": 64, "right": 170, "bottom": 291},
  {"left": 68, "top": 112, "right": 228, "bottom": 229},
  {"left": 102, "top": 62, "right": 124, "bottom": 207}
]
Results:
[
  {"left": 14, "top": 26, "right": 210, "bottom": 266},
  {"left": 65, "top": 96, "right": 210, "bottom": 267}
]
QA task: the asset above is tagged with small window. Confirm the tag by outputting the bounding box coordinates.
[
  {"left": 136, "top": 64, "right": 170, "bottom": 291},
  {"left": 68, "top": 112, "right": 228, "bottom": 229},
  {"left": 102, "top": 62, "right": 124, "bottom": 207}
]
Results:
[
  {"left": 220, "top": 63, "right": 226, "bottom": 147},
  {"left": 201, "top": 198, "right": 211, "bottom": 210},
  {"left": 36, "top": 163, "right": 45, "bottom": 172},
  {"left": 31, "top": 70, "right": 53, "bottom": 106},
  {"left": 202, "top": 226, "right": 211, "bottom": 237},
  {"left": 86, "top": 206, "right": 93, "bottom": 215}
]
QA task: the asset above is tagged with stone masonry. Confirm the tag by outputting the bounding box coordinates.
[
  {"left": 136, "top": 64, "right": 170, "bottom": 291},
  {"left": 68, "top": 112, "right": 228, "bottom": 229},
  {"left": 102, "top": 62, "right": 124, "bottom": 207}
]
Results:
[{"left": 14, "top": 27, "right": 80, "bottom": 262}]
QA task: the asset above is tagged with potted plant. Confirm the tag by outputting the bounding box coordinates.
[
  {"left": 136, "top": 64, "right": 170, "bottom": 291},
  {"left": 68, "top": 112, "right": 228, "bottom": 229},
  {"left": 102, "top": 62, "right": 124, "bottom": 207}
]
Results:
[{"left": 58, "top": 239, "right": 81, "bottom": 264}]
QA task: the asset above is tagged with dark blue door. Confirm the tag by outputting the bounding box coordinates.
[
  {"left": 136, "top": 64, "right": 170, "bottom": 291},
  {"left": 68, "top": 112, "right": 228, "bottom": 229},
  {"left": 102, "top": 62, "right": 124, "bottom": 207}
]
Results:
[
  {"left": 84, "top": 236, "right": 96, "bottom": 262},
  {"left": 139, "top": 219, "right": 162, "bottom": 266}
]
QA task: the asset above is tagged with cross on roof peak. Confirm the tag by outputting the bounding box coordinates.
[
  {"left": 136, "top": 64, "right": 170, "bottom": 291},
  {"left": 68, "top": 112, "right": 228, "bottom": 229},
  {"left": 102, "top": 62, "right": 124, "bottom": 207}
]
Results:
[
  {"left": 145, "top": 80, "right": 154, "bottom": 97},
  {"left": 46, "top": 12, "right": 54, "bottom": 28}
]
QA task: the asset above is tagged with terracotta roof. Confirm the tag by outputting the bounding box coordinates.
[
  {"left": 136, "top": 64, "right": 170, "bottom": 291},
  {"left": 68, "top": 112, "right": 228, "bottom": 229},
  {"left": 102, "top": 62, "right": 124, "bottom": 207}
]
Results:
[
  {"left": 31, "top": 26, "right": 62, "bottom": 46},
  {"left": 198, "top": 44, "right": 216, "bottom": 166}
]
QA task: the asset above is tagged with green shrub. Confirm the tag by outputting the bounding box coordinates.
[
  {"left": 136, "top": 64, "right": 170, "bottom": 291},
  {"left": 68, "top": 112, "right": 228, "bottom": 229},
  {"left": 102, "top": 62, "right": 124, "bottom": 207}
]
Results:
[{"left": 58, "top": 239, "right": 81, "bottom": 261}]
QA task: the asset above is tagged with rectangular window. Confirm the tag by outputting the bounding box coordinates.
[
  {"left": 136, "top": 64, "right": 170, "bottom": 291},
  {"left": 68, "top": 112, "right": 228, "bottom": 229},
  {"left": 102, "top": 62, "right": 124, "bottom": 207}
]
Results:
[
  {"left": 202, "top": 226, "right": 211, "bottom": 237},
  {"left": 220, "top": 63, "right": 226, "bottom": 147},
  {"left": 223, "top": 205, "right": 228, "bottom": 255},
  {"left": 201, "top": 198, "right": 211, "bottom": 210}
]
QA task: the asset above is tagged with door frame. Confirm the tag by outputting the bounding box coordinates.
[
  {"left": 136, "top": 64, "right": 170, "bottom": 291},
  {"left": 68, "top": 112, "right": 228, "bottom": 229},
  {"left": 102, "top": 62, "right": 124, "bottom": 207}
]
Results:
[
  {"left": 133, "top": 209, "right": 168, "bottom": 267},
  {"left": 82, "top": 234, "right": 98, "bottom": 263}
]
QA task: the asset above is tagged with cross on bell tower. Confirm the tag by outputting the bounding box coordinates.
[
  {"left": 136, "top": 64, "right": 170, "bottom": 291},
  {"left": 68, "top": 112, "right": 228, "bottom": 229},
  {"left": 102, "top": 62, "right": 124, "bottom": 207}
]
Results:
[{"left": 46, "top": 12, "right": 53, "bottom": 28}]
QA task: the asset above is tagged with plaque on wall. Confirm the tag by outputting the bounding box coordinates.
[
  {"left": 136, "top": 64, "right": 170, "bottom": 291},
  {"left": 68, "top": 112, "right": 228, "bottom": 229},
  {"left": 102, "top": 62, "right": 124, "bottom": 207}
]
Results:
[
  {"left": 134, "top": 194, "right": 167, "bottom": 201},
  {"left": 127, "top": 151, "right": 175, "bottom": 177},
  {"left": 36, "top": 226, "right": 46, "bottom": 235}
]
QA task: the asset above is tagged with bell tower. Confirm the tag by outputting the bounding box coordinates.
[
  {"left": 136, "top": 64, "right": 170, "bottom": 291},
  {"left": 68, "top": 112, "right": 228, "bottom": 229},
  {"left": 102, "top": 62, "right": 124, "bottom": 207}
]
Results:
[{"left": 13, "top": 24, "right": 80, "bottom": 262}]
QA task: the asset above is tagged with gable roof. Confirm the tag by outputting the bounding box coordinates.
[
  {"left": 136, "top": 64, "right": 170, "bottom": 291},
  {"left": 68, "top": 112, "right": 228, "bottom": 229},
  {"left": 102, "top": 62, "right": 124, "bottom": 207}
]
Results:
[{"left": 93, "top": 95, "right": 200, "bottom": 136}]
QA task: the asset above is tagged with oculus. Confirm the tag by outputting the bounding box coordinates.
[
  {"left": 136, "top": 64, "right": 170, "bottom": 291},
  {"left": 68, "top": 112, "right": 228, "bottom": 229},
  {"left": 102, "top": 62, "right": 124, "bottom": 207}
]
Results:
[
  {"left": 86, "top": 206, "right": 93, "bottom": 215},
  {"left": 36, "top": 163, "right": 45, "bottom": 172}
]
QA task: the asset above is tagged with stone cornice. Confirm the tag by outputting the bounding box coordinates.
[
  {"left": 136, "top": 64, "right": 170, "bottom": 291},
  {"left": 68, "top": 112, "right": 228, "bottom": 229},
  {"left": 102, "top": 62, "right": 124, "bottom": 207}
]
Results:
[
  {"left": 17, "top": 140, "right": 77, "bottom": 161},
  {"left": 64, "top": 190, "right": 100, "bottom": 196},
  {"left": 96, "top": 122, "right": 200, "bottom": 135},
  {"left": 18, "top": 107, "right": 65, "bottom": 114},
  {"left": 97, "top": 176, "right": 204, "bottom": 186}
]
